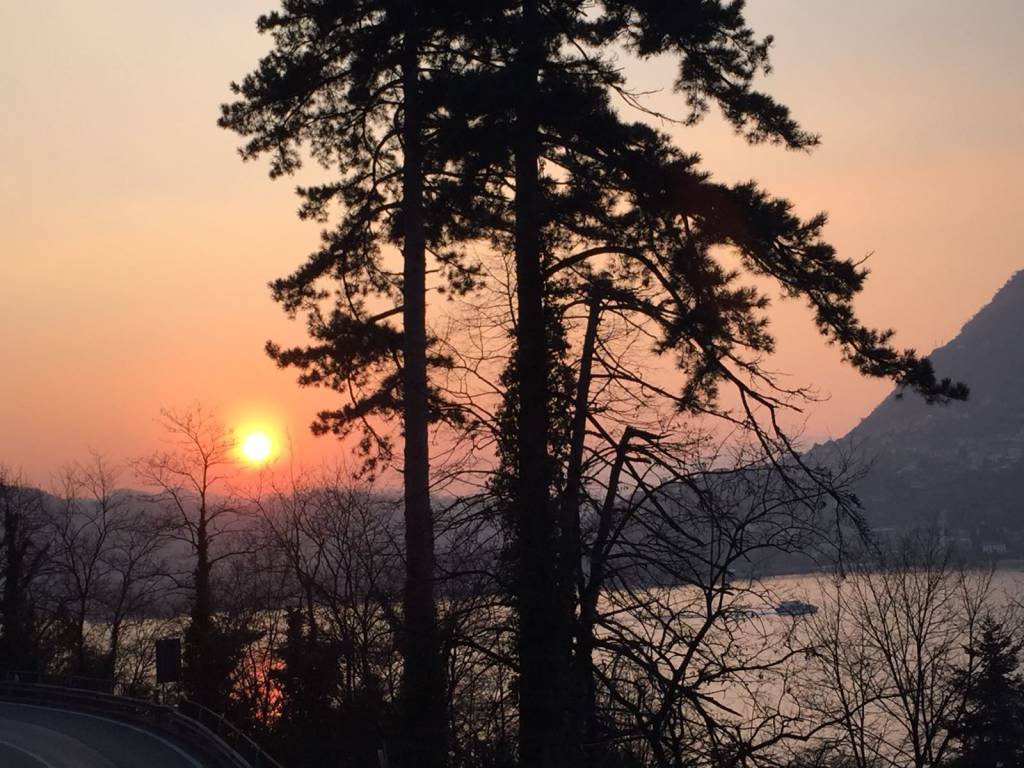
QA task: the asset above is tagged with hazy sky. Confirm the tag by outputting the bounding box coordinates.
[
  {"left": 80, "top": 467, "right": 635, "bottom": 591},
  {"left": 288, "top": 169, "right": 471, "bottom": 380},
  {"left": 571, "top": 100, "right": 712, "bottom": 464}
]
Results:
[{"left": 2, "top": 0, "right": 1022, "bottom": 483}]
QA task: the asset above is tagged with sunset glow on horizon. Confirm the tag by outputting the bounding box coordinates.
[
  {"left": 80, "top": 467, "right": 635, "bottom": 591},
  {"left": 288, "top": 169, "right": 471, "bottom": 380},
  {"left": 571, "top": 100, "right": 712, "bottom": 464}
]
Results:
[{"left": 2, "top": 0, "right": 1021, "bottom": 484}]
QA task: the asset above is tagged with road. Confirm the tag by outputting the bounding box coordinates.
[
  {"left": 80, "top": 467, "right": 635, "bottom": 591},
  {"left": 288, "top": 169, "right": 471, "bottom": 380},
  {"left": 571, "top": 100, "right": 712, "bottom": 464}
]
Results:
[{"left": 0, "top": 702, "right": 205, "bottom": 768}]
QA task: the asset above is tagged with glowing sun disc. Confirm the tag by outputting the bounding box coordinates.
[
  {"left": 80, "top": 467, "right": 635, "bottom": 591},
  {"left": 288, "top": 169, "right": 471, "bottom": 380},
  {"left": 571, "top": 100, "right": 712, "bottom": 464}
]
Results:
[{"left": 241, "top": 431, "right": 272, "bottom": 464}]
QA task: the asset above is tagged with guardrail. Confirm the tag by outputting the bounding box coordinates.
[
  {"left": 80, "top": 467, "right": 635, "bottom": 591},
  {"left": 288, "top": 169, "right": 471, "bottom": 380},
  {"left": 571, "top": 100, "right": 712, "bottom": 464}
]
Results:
[
  {"left": 0, "top": 670, "right": 116, "bottom": 693},
  {"left": 0, "top": 672, "right": 284, "bottom": 768},
  {"left": 177, "top": 697, "right": 285, "bottom": 768}
]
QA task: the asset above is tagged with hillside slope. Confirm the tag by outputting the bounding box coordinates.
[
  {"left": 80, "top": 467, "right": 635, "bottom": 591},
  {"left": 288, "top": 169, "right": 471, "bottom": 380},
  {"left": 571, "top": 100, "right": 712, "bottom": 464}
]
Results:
[{"left": 825, "top": 270, "right": 1024, "bottom": 534}]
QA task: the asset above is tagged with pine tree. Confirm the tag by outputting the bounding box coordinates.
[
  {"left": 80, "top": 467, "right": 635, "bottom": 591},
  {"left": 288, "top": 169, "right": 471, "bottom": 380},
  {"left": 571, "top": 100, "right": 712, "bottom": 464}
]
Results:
[
  {"left": 952, "top": 618, "right": 1024, "bottom": 768},
  {"left": 271, "top": 609, "right": 346, "bottom": 766},
  {"left": 220, "top": 4, "right": 492, "bottom": 764},
  {"left": 450, "top": 4, "right": 967, "bottom": 765}
]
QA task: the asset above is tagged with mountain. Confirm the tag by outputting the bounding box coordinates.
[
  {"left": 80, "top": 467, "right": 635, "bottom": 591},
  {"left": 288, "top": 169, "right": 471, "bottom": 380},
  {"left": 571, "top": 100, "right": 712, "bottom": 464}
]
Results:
[{"left": 822, "top": 270, "right": 1024, "bottom": 537}]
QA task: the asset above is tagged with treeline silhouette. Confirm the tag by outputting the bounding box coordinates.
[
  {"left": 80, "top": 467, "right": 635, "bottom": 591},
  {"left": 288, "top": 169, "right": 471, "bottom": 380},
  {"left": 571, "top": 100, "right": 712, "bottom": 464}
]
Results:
[{"left": 3, "top": 446, "right": 1023, "bottom": 767}]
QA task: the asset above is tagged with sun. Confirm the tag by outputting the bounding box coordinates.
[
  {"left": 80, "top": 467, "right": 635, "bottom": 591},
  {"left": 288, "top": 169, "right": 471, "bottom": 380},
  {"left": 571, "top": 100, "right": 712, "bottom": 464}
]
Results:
[{"left": 240, "top": 431, "right": 273, "bottom": 464}]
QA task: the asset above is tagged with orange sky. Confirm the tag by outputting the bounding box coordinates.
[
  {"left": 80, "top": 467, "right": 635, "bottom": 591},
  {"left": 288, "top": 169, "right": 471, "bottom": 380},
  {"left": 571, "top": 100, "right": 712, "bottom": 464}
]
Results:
[{"left": 2, "top": 0, "right": 1022, "bottom": 484}]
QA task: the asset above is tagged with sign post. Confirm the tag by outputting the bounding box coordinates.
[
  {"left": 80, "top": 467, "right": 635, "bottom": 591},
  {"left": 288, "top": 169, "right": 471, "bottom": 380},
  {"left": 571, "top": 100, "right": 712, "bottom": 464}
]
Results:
[{"left": 155, "top": 637, "right": 182, "bottom": 702}]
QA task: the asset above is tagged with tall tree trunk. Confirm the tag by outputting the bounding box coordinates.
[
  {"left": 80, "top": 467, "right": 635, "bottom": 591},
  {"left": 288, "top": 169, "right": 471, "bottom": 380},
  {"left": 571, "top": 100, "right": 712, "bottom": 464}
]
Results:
[
  {"left": 561, "top": 285, "right": 604, "bottom": 588},
  {"left": 190, "top": 510, "right": 213, "bottom": 706},
  {"left": 1, "top": 508, "right": 30, "bottom": 671},
  {"left": 398, "top": 8, "right": 447, "bottom": 768},
  {"left": 562, "top": 287, "right": 603, "bottom": 751},
  {"left": 109, "top": 618, "right": 121, "bottom": 684},
  {"left": 76, "top": 597, "right": 88, "bottom": 675},
  {"left": 576, "top": 427, "right": 639, "bottom": 752},
  {"left": 513, "top": 3, "right": 577, "bottom": 765}
]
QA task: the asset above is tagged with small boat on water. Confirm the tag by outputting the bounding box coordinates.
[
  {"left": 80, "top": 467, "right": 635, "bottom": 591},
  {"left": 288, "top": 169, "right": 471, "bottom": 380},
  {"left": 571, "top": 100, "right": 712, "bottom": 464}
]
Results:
[{"left": 775, "top": 600, "right": 818, "bottom": 616}]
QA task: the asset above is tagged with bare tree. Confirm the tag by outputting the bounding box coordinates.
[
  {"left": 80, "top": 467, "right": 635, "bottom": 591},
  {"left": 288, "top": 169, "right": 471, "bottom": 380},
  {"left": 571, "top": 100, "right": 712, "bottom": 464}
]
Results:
[
  {"left": 571, "top": 438, "right": 858, "bottom": 767},
  {"left": 800, "top": 536, "right": 996, "bottom": 768},
  {"left": 250, "top": 467, "right": 404, "bottom": 764},
  {"left": 132, "top": 405, "right": 252, "bottom": 710},
  {"left": 36, "top": 452, "right": 169, "bottom": 690},
  {"left": 101, "top": 502, "right": 168, "bottom": 690}
]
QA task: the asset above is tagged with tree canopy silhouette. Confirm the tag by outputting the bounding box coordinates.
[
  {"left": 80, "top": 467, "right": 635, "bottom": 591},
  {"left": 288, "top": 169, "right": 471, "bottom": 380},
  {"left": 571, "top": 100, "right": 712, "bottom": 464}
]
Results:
[
  {"left": 220, "top": 3, "right": 499, "bottom": 764},
  {"left": 438, "top": 3, "right": 966, "bottom": 764},
  {"left": 952, "top": 617, "right": 1024, "bottom": 768},
  {"left": 222, "top": 2, "right": 967, "bottom": 766}
]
